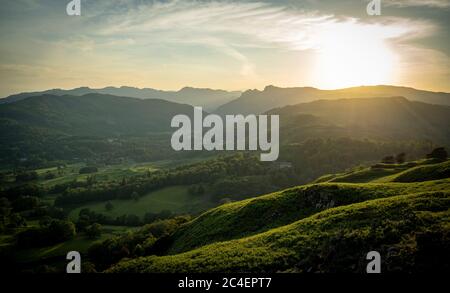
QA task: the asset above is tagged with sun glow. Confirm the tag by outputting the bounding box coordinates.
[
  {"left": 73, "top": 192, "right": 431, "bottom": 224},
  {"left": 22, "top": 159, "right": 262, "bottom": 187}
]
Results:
[{"left": 312, "top": 22, "right": 397, "bottom": 89}]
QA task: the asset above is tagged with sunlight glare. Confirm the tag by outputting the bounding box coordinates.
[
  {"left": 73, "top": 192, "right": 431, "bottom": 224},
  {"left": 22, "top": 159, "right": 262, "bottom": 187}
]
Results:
[{"left": 312, "top": 22, "right": 397, "bottom": 89}]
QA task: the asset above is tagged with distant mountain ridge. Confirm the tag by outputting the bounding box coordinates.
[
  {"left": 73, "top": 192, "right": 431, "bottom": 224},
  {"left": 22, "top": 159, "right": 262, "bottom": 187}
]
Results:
[
  {"left": 216, "top": 85, "right": 450, "bottom": 115},
  {"left": 0, "top": 86, "right": 241, "bottom": 112},
  {"left": 268, "top": 96, "right": 450, "bottom": 145},
  {"left": 1, "top": 94, "right": 449, "bottom": 144},
  {"left": 1, "top": 93, "right": 449, "bottom": 166},
  {"left": 0, "top": 93, "right": 195, "bottom": 136},
  {"left": 4, "top": 85, "right": 449, "bottom": 115},
  {"left": 0, "top": 93, "right": 204, "bottom": 165}
]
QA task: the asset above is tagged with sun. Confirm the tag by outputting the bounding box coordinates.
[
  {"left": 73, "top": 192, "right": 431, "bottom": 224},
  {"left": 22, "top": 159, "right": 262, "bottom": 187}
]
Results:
[{"left": 312, "top": 22, "right": 397, "bottom": 89}]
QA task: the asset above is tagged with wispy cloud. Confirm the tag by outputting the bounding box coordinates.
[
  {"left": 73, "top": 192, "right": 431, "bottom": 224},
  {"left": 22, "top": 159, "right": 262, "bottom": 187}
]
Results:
[
  {"left": 386, "top": 0, "right": 450, "bottom": 8},
  {"left": 88, "top": 0, "right": 435, "bottom": 73},
  {"left": 93, "top": 1, "right": 434, "bottom": 48},
  {"left": 0, "top": 0, "right": 448, "bottom": 95}
]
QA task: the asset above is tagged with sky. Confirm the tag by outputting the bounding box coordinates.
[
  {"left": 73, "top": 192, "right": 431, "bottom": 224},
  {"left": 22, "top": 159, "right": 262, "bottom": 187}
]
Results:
[{"left": 0, "top": 0, "right": 449, "bottom": 97}]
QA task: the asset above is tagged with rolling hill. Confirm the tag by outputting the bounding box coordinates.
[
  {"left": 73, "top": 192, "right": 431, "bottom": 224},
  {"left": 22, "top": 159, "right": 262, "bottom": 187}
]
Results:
[
  {"left": 108, "top": 159, "right": 450, "bottom": 273},
  {"left": 270, "top": 96, "right": 450, "bottom": 145},
  {"left": 216, "top": 85, "right": 450, "bottom": 115},
  {"left": 1, "top": 94, "right": 449, "bottom": 167},
  {"left": 0, "top": 93, "right": 201, "bottom": 166},
  {"left": 0, "top": 93, "right": 195, "bottom": 136},
  {"left": 0, "top": 86, "right": 241, "bottom": 112},
  {"left": 165, "top": 178, "right": 450, "bottom": 255}
]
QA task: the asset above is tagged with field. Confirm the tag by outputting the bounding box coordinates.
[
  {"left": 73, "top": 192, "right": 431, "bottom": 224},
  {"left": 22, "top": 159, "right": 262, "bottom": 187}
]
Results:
[
  {"left": 37, "top": 161, "right": 162, "bottom": 188},
  {"left": 0, "top": 156, "right": 216, "bottom": 189},
  {"left": 69, "top": 186, "right": 215, "bottom": 220}
]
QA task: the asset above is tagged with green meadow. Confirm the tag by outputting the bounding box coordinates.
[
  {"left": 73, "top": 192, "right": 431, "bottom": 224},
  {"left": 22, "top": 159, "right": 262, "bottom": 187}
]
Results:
[{"left": 68, "top": 186, "right": 215, "bottom": 220}]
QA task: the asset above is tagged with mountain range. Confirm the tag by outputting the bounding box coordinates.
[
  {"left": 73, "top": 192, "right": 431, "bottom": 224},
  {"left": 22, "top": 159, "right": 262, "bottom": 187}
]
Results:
[
  {"left": 216, "top": 85, "right": 450, "bottom": 115},
  {"left": 2, "top": 92, "right": 449, "bottom": 143},
  {"left": 0, "top": 93, "right": 196, "bottom": 137},
  {"left": 1, "top": 91, "right": 449, "bottom": 167},
  {"left": 0, "top": 86, "right": 241, "bottom": 112},
  {"left": 3, "top": 85, "right": 450, "bottom": 116}
]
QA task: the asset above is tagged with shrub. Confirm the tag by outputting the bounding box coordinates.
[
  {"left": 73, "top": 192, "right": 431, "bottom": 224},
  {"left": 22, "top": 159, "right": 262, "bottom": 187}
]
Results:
[{"left": 79, "top": 166, "right": 98, "bottom": 174}]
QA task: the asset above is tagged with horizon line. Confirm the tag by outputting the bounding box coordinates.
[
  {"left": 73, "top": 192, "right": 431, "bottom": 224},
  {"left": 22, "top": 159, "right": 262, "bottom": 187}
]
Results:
[{"left": 2, "top": 83, "right": 450, "bottom": 99}]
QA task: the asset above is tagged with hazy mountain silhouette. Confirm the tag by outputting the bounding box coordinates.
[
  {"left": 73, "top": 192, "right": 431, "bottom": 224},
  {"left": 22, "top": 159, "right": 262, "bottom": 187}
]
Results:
[
  {"left": 0, "top": 86, "right": 241, "bottom": 112},
  {"left": 0, "top": 93, "right": 195, "bottom": 136},
  {"left": 216, "top": 85, "right": 450, "bottom": 115},
  {"left": 268, "top": 96, "right": 450, "bottom": 144}
]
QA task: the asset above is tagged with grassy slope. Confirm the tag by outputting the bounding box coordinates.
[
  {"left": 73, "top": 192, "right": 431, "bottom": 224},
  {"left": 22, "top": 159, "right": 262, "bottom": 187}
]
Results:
[
  {"left": 315, "top": 159, "right": 441, "bottom": 184},
  {"left": 109, "top": 191, "right": 450, "bottom": 273},
  {"left": 166, "top": 179, "right": 450, "bottom": 254},
  {"left": 390, "top": 160, "right": 450, "bottom": 183},
  {"left": 108, "top": 159, "right": 450, "bottom": 273}
]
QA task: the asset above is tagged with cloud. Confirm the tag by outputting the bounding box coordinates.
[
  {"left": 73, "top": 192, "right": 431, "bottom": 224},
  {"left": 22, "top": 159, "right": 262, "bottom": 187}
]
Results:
[
  {"left": 93, "top": 1, "right": 435, "bottom": 55},
  {"left": 386, "top": 0, "right": 450, "bottom": 8},
  {"left": 90, "top": 0, "right": 445, "bottom": 90},
  {"left": 1, "top": 0, "right": 448, "bottom": 94}
]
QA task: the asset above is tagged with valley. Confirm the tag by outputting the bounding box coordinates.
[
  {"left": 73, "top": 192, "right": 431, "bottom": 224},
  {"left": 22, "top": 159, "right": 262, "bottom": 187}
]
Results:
[
  {"left": 1, "top": 0, "right": 449, "bottom": 279},
  {"left": 0, "top": 85, "right": 449, "bottom": 273}
]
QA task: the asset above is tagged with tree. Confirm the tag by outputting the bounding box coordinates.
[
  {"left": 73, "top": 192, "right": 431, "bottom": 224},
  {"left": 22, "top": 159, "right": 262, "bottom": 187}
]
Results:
[
  {"left": 85, "top": 223, "right": 102, "bottom": 239},
  {"left": 48, "top": 220, "right": 76, "bottom": 242},
  {"left": 0, "top": 198, "right": 11, "bottom": 227},
  {"left": 76, "top": 214, "right": 91, "bottom": 232},
  {"left": 125, "top": 214, "right": 141, "bottom": 226},
  {"left": 197, "top": 184, "right": 205, "bottom": 195},
  {"left": 81, "top": 261, "right": 97, "bottom": 273},
  {"left": 133, "top": 244, "right": 144, "bottom": 256},
  {"left": 44, "top": 172, "right": 56, "bottom": 180},
  {"left": 39, "top": 216, "right": 53, "bottom": 228},
  {"left": 8, "top": 213, "right": 27, "bottom": 228},
  {"left": 12, "top": 196, "right": 40, "bottom": 212},
  {"left": 15, "top": 171, "right": 38, "bottom": 182},
  {"left": 131, "top": 191, "right": 140, "bottom": 202},
  {"left": 86, "top": 175, "right": 97, "bottom": 185},
  {"left": 120, "top": 246, "right": 130, "bottom": 258},
  {"left": 79, "top": 166, "right": 98, "bottom": 174},
  {"left": 105, "top": 201, "right": 114, "bottom": 211},
  {"left": 381, "top": 155, "right": 395, "bottom": 164},
  {"left": 17, "top": 220, "right": 75, "bottom": 248},
  {"left": 395, "top": 153, "right": 406, "bottom": 164},
  {"left": 427, "top": 147, "right": 447, "bottom": 160}
]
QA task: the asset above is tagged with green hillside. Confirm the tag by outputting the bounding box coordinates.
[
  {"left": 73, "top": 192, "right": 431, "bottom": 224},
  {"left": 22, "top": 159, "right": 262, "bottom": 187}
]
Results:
[
  {"left": 316, "top": 159, "right": 449, "bottom": 184},
  {"left": 0, "top": 93, "right": 194, "bottom": 136},
  {"left": 271, "top": 97, "right": 450, "bottom": 145},
  {"left": 166, "top": 178, "right": 450, "bottom": 254},
  {"left": 0, "top": 93, "right": 203, "bottom": 167},
  {"left": 109, "top": 191, "right": 450, "bottom": 273},
  {"left": 390, "top": 160, "right": 450, "bottom": 183},
  {"left": 107, "top": 160, "right": 450, "bottom": 273}
]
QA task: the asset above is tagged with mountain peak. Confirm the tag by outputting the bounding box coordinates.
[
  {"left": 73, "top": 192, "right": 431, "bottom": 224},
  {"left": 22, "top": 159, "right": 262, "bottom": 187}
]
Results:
[{"left": 264, "top": 85, "right": 279, "bottom": 91}]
